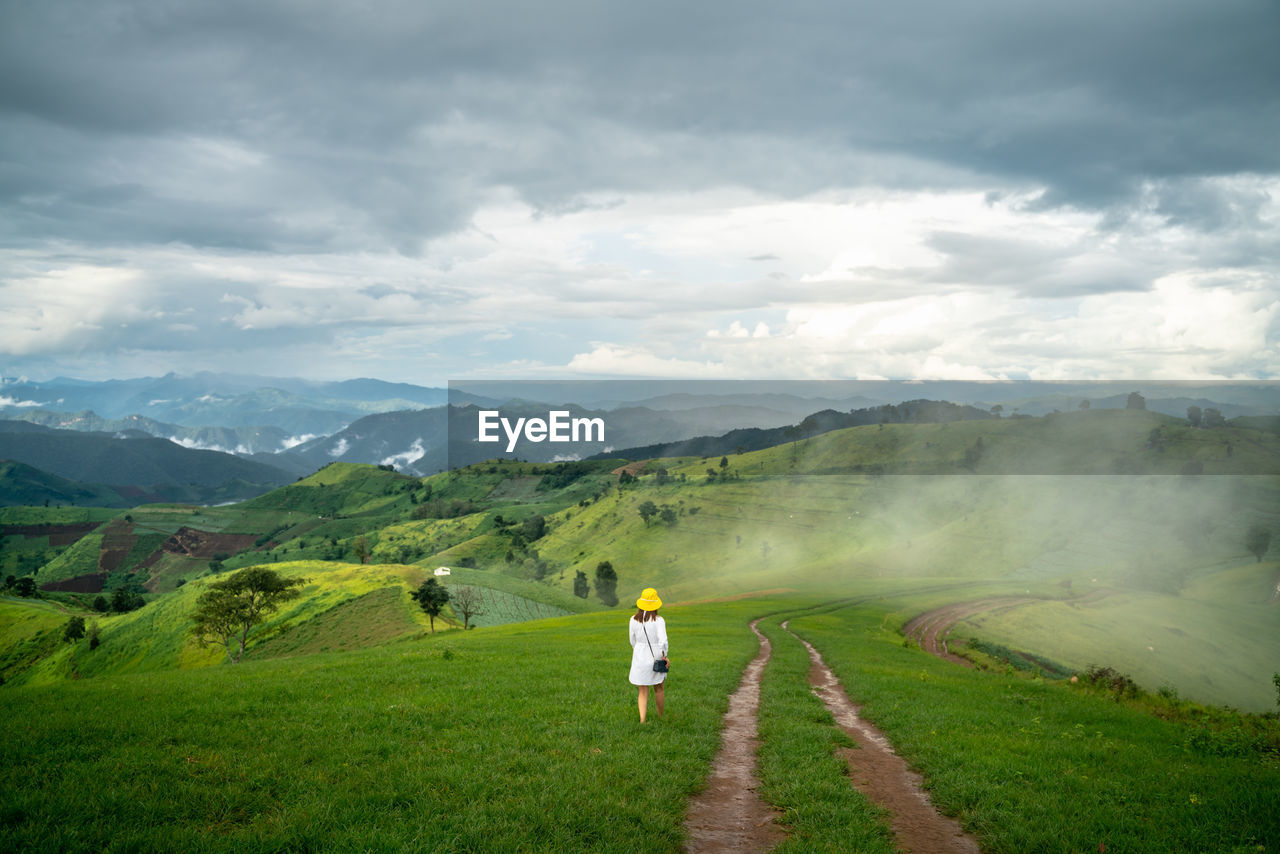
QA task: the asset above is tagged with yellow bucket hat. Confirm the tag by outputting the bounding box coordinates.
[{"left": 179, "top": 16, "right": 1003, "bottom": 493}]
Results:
[{"left": 636, "top": 587, "right": 662, "bottom": 610}]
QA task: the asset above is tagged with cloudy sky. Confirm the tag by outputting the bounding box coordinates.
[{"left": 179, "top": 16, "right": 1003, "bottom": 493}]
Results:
[{"left": 2, "top": 0, "right": 1278, "bottom": 385}]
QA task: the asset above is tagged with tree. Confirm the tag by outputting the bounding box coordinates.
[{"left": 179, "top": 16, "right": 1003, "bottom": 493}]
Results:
[
  {"left": 1245, "top": 524, "right": 1272, "bottom": 563},
  {"left": 88, "top": 621, "right": 101, "bottom": 650},
  {"left": 63, "top": 616, "right": 86, "bottom": 643},
  {"left": 654, "top": 467, "right": 670, "bottom": 485},
  {"left": 1079, "top": 400, "right": 1091, "bottom": 411},
  {"left": 1202, "top": 407, "right": 1226, "bottom": 428},
  {"left": 574, "top": 570, "right": 590, "bottom": 599},
  {"left": 14, "top": 577, "right": 36, "bottom": 597},
  {"left": 190, "top": 567, "right": 307, "bottom": 663},
  {"left": 719, "top": 456, "right": 729, "bottom": 469},
  {"left": 638, "top": 501, "right": 658, "bottom": 527},
  {"left": 595, "top": 561, "right": 618, "bottom": 607},
  {"left": 618, "top": 470, "right": 636, "bottom": 485},
  {"left": 111, "top": 587, "right": 144, "bottom": 613},
  {"left": 450, "top": 585, "right": 486, "bottom": 630},
  {"left": 521, "top": 514, "right": 546, "bottom": 541},
  {"left": 1187, "top": 406, "right": 1202, "bottom": 427},
  {"left": 1126, "top": 392, "right": 1146, "bottom": 410},
  {"left": 991, "top": 404, "right": 1003, "bottom": 418},
  {"left": 91, "top": 595, "right": 109, "bottom": 612},
  {"left": 659, "top": 506, "right": 678, "bottom": 527},
  {"left": 412, "top": 578, "right": 451, "bottom": 633}
]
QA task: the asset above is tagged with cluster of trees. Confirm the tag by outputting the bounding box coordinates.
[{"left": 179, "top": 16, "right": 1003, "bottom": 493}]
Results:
[
  {"left": 412, "top": 498, "right": 482, "bottom": 520},
  {"left": 637, "top": 501, "right": 678, "bottom": 527},
  {"left": 4, "top": 575, "right": 38, "bottom": 597},
  {"left": 411, "top": 578, "right": 486, "bottom": 630},
  {"left": 62, "top": 616, "right": 101, "bottom": 649},
  {"left": 1186, "top": 406, "right": 1227, "bottom": 428},
  {"left": 91, "top": 587, "right": 145, "bottom": 613}
]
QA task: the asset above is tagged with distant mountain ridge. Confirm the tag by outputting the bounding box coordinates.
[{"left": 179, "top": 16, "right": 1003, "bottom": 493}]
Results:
[
  {"left": 0, "top": 420, "right": 294, "bottom": 506},
  {"left": 0, "top": 372, "right": 448, "bottom": 432}
]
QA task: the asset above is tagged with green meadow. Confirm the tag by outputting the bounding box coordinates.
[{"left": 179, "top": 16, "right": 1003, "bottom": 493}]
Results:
[{"left": 2, "top": 409, "right": 1278, "bottom": 849}]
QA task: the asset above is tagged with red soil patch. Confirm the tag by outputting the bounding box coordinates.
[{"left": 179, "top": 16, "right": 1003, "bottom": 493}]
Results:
[
  {"left": 41, "top": 572, "right": 110, "bottom": 593},
  {"left": 610, "top": 461, "right": 649, "bottom": 477},
  {"left": 1, "top": 522, "right": 99, "bottom": 547},
  {"left": 152, "top": 527, "right": 258, "bottom": 560}
]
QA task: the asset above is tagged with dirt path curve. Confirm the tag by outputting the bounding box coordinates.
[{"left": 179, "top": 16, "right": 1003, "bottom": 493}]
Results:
[
  {"left": 901, "top": 597, "right": 1040, "bottom": 667},
  {"left": 783, "top": 621, "right": 982, "bottom": 854},
  {"left": 683, "top": 619, "right": 787, "bottom": 854}
]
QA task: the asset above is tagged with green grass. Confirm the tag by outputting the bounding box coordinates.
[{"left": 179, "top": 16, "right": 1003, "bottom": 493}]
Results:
[
  {"left": 960, "top": 561, "right": 1280, "bottom": 711},
  {"left": 786, "top": 597, "right": 1280, "bottom": 853},
  {"left": 0, "top": 601, "right": 764, "bottom": 853},
  {"left": 755, "top": 610, "right": 899, "bottom": 853}
]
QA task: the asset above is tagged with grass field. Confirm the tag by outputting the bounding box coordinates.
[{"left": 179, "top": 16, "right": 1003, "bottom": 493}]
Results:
[
  {"left": 0, "top": 601, "right": 764, "bottom": 853},
  {"left": 784, "top": 596, "right": 1280, "bottom": 853},
  {"left": 3, "top": 591, "right": 1276, "bottom": 852}
]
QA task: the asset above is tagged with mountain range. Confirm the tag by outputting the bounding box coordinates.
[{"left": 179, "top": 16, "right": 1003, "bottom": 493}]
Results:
[{"left": 2, "top": 374, "right": 1277, "bottom": 506}]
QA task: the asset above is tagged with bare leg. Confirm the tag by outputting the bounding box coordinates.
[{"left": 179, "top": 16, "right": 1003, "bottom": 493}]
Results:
[
  {"left": 654, "top": 681, "right": 665, "bottom": 718},
  {"left": 638, "top": 684, "right": 649, "bottom": 722}
]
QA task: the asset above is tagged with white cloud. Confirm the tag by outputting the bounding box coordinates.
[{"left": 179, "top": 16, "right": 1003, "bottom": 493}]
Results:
[
  {"left": 381, "top": 438, "right": 426, "bottom": 468},
  {"left": 0, "top": 395, "right": 41, "bottom": 407},
  {"left": 281, "top": 433, "right": 317, "bottom": 450}
]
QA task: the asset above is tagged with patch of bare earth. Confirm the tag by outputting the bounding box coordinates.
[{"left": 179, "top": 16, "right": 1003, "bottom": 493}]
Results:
[
  {"left": 784, "top": 622, "right": 982, "bottom": 854},
  {"left": 901, "top": 597, "right": 1041, "bottom": 667},
  {"left": 683, "top": 619, "right": 787, "bottom": 854}
]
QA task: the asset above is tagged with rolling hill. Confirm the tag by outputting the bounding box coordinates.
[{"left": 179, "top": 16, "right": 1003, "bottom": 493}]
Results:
[{"left": 3, "top": 406, "right": 1277, "bottom": 710}]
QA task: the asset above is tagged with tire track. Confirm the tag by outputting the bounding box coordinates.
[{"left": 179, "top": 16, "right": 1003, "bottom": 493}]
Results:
[
  {"left": 683, "top": 619, "right": 787, "bottom": 853},
  {"left": 783, "top": 621, "right": 982, "bottom": 854},
  {"left": 902, "top": 597, "right": 1041, "bottom": 667}
]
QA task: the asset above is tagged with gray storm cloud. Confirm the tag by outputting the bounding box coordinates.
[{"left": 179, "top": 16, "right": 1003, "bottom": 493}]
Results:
[{"left": 1, "top": 0, "right": 1277, "bottom": 381}]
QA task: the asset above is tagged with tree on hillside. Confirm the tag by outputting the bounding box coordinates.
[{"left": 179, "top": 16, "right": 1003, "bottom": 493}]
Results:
[
  {"left": 88, "top": 621, "right": 101, "bottom": 650},
  {"left": 660, "top": 506, "right": 678, "bottom": 527},
  {"left": 189, "top": 567, "right": 308, "bottom": 663},
  {"left": 1078, "top": 400, "right": 1091, "bottom": 410},
  {"left": 1245, "top": 524, "right": 1272, "bottom": 563},
  {"left": 574, "top": 570, "right": 590, "bottom": 599},
  {"left": 63, "top": 616, "right": 86, "bottom": 643},
  {"left": 1187, "top": 406, "right": 1202, "bottom": 427},
  {"left": 1126, "top": 392, "right": 1146, "bottom": 410},
  {"left": 412, "top": 578, "right": 451, "bottom": 633},
  {"left": 595, "top": 561, "right": 618, "bottom": 607},
  {"left": 1202, "top": 407, "right": 1226, "bottom": 429},
  {"left": 450, "top": 585, "right": 486, "bottom": 630},
  {"left": 14, "top": 577, "right": 36, "bottom": 597},
  {"left": 991, "top": 404, "right": 1003, "bottom": 418},
  {"left": 638, "top": 501, "right": 658, "bottom": 527},
  {"left": 110, "top": 587, "right": 144, "bottom": 613},
  {"left": 521, "top": 514, "right": 546, "bottom": 541},
  {"left": 91, "top": 595, "right": 108, "bottom": 612}
]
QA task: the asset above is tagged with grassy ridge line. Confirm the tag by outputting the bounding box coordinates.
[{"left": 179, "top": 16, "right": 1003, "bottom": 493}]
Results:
[
  {"left": 0, "top": 601, "right": 765, "bottom": 853},
  {"left": 755, "top": 611, "right": 898, "bottom": 853},
  {"left": 672, "top": 409, "right": 1280, "bottom": 476},
  {"left": 787, "top": 600, "right": 1280, "bottom": 854},
  {"left": 963, "top": 560, "right": 1280, "bottom": 711}
]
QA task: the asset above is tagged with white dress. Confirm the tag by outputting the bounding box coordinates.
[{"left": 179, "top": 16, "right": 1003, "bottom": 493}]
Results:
[{"left": 628, "top": 615, "right": 668, "bottom": 686}]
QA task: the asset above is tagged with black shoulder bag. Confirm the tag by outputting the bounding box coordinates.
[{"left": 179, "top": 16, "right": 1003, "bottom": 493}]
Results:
[{"left": 642, "top": 621, "right": 669, "bottom": 673}]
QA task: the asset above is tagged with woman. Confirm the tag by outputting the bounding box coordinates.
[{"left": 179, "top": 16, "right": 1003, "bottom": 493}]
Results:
[{"left": 628, "top": 587, "right": 669, "bottom": 723}]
